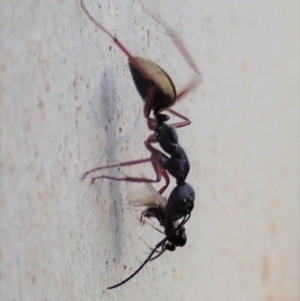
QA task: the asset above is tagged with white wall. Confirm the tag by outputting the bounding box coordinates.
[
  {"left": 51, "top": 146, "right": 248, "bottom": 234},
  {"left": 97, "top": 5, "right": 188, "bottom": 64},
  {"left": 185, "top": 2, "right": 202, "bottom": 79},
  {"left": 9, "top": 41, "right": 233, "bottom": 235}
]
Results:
[{"left": 1, "top": 0, "right": 299, "bottom": 300}]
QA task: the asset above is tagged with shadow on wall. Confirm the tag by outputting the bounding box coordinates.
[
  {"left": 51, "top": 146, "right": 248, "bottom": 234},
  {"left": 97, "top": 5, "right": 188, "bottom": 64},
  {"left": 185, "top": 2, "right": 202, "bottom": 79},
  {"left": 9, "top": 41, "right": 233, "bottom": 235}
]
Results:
[
  {"left": 92, "top": 66, "right": 125, "bottom": 264},
  {"left": 91, "top": 64, "right": 144, "bottom": 272}
]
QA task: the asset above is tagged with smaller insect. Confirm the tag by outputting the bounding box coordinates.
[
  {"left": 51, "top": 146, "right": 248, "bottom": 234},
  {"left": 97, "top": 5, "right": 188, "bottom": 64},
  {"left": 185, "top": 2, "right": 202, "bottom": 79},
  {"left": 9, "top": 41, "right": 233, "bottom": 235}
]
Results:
[{"left": 107, "top": 183, "right": 190, "bottom": 289}]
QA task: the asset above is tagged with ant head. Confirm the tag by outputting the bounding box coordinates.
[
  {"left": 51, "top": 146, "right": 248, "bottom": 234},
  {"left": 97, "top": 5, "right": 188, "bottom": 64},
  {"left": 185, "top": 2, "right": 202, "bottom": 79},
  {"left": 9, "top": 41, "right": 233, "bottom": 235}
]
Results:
[{"left": 165, "top": 183, "right": 195, "bottom": 221}]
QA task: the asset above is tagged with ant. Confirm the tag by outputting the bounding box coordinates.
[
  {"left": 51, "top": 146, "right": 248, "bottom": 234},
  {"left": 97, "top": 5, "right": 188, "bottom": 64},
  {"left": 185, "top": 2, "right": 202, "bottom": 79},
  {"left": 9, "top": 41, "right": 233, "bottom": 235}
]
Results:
[
  {"left": 80, "top": 0, "right": 201, "bottom": 220},
  {"left": 80, "top": 0, "right": 201, "bottom": 288},
  {"left": 107, "top": 183, "right": 191, "bottom": 289}
]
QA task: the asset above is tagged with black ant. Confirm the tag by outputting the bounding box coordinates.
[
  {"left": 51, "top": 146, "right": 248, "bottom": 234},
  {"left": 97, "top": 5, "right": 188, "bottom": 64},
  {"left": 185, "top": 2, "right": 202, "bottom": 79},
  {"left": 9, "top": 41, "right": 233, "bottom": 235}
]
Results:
[
  {"left": 80, "top": 0, "right": 201, "bottom": 288},
  {"left": 106, "top": 183, "right": 191, "bottom": 289}
]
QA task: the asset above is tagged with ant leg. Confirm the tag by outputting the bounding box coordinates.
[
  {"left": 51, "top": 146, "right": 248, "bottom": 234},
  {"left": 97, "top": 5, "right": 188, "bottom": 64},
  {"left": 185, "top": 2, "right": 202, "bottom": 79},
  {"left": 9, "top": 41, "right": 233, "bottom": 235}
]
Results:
[
  {"left": 158, "top": 170, "right": 169, "bottom": 194},
  {"left": 82, "top": 135, "right": 167, "bottom": 189},
  {"left": 90, "top": 139, "right": 170, "bottom": 191},
  {"left": 144, "top": 8, "right": 201, "bottom": 76},
  {"left": 176, "top": 79, "right": 201, "bottom": 103},
  {"left": 144, "top": 8, "right": 202, "bottom": 104},
  {"left": 144, "top": 139, "right": 171, "bottom": 193},
  {"left": 81, "top": 158, "right": 151, "bottom": 180},
  {"left": 166, "top": 108, "right": 191, "bottom": 129},
  {"left": 90, "top": 152, "right": 161, "bottom": 185},
  {"left": 81, "top": 0, "right": 153, "bottom": 81},
  {"left": 82, "top": 132, "right": 162, "bottom": 180}
]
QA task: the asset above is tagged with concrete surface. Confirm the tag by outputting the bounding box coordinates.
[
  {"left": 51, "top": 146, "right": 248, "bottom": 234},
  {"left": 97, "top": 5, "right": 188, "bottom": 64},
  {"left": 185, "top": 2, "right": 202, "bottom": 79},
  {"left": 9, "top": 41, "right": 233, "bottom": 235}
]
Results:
[{"left": 0, "top": 0, "right": 299, "bottom": 300}]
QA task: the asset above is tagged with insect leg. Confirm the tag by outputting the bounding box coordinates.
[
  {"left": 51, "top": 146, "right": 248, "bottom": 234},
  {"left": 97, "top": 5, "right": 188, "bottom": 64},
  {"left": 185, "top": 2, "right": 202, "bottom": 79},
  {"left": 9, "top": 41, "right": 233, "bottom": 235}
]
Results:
[
  {"left": 81, "top": 0, "right": 154, "bottom": 82},
  {"left": 166, "top": 108, "right": 191, "bottom": 129},
  {"left": 144, "top": 8, "right": 201, "bottom": 77},
  {"left": 144, "top": 8, "right": 202, "bottom": 104},
  {"left": 81, "top": 158, "right": 151, "bottom": 180},
  {"left": 157, "top": 170, "right": 169, "bottom": 195},
  {"left": 89, "top": 153, "right": 162, "bottom": 185},
  {"left": 88, "top": 139, "right": 169, "bottom": 190}
]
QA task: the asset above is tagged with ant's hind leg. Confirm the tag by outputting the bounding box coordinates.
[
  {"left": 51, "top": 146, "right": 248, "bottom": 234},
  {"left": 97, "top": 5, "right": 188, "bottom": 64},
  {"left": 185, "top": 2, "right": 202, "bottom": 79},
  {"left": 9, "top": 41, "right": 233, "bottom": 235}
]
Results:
[
  {"left": 144, "top": 8, "right": 202, "bottom": 105},
  {"left": 81, "top": 0, "right": 154, "bottom": 83}
]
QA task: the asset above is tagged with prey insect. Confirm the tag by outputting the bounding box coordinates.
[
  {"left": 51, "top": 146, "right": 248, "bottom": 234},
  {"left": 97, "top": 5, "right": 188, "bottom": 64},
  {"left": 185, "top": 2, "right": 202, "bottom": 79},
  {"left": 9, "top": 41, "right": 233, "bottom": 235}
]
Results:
[{"left": 106, "top": 183, "right": 190, "bottom": 289}]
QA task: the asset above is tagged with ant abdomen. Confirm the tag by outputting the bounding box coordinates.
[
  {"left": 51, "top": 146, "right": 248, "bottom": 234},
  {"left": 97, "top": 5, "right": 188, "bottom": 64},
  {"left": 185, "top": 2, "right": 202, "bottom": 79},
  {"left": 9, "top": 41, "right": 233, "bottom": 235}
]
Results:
[{"left": 129, "top": 57, "right": 177, "bottom": 112}]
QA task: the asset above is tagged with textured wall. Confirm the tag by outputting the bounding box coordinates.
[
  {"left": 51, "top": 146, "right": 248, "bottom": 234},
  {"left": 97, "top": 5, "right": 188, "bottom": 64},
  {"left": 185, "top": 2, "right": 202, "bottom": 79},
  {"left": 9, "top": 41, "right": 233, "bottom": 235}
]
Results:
[{"left": 1, "top": 0, "right": 299, "bottom": 300}]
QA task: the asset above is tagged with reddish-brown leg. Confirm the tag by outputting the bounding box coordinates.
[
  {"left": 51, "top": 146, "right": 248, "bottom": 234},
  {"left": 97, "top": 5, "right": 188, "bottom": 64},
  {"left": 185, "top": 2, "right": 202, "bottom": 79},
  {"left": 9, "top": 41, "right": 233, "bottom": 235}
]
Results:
[
  {"left": 86, "top": 139, "right": 170, "bottom": 193},
  {"left": 157, "top": 170, "right": 169, "bottom": 195},
  {"left": 81, "top": 158, "right": 151, "bottom": 181},
  {"left": 144, "top": 8, "right": 201, "bottom": 76},
  {"left": 175, "top": 78, "right": 201, "bottom": 103},
  {"left": 144, "top": 8, "right": 202, "bottom": 108},
  {"left": 90, "top": 152, "right": 162, "bottom": 185},
  {"left": 166, "top": 108, "right": 191, "bottom": 128},
  {"left": 81, "top": 0, "right": 152, "bottom": 83}
]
